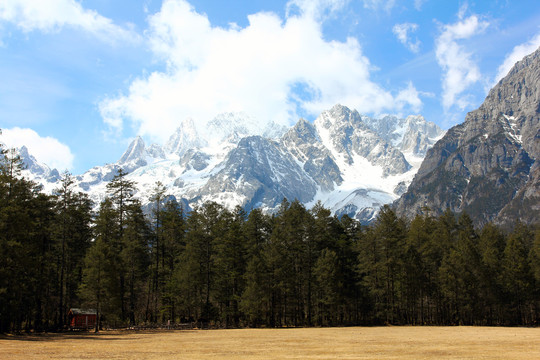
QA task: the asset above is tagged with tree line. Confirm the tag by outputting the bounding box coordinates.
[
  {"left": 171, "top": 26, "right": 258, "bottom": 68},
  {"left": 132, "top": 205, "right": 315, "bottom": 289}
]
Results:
[{"left": 0, "top": 143, "right": 539, "bottom": 333}]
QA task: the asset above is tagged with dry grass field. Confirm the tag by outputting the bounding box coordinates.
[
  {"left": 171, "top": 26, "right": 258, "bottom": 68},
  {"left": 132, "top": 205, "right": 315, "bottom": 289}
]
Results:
[{"left": 1, "top": 326, "right": 539, "bottom": 359}]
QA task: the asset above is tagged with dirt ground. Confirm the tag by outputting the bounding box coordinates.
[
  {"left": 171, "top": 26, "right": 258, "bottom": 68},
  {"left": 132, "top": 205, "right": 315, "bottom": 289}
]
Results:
[{"left": 1, "top": 326, "right": 539, "bottom": 359}]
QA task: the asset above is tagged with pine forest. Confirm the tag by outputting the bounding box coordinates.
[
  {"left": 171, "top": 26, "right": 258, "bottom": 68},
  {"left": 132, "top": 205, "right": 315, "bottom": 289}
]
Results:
[{"left": 1, "top": 143, "right": 539, "bottom": 333}]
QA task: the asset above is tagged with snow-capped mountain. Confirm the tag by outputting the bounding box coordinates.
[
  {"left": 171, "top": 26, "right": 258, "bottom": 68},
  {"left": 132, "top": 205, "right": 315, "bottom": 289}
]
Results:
[
  {"left": 16, "top": 146, "right": 61, "bottom": 192},
  {"left": 363, "top": 115, "right": 441, "bottom": 154},
  {"left": 13, "top": 106, "right": 444, "bottom": 224},
  {"left": 164, "top": 118, "right": 204, "bottom": 156},
  {"left": 303, "top": 105, "right": 441, "bottom": 222}
]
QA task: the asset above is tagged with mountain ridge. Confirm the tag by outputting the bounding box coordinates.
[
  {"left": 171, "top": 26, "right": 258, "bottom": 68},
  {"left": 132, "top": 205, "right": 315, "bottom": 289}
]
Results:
[
  {"left": 11, "top": 106, "right": 443, "bottom": 223},
  {"left": 394, "top": 46, "right": 540, "bottom": 227}
]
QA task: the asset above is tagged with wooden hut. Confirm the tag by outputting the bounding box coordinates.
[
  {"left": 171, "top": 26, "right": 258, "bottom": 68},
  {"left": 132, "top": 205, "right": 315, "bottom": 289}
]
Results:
[{"left": 68, "top": 308, "right": 97, "bottom": 330}]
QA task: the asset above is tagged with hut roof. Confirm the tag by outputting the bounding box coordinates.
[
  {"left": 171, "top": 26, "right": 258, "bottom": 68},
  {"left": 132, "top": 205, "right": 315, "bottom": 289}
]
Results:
[{"left": 69, "top": 308, "right": 97, "bottom": 315}]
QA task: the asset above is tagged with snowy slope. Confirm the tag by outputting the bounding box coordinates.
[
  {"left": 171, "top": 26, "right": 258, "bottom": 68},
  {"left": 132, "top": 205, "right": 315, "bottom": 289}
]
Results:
[
  {"left": 304, "top": 105, "right": 422, "bottom": 223},
  {"left": 15, "top": 106, "right": 444, "bottom": 223},
  {"left": 16, "top": 146, "right": 61, "bottom": 194}
]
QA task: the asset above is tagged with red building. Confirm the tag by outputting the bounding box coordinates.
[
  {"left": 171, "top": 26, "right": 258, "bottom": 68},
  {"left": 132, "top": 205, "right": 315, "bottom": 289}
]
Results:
[{"left": 68, "top": 308, "right": 97, "bottom": 330}]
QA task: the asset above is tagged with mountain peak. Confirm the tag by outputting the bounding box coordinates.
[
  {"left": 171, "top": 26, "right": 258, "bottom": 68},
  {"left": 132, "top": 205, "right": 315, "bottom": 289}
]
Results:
[
  {"left": 502, "top": 45, "right": 540, "bottom": 80},
  {"left": 327, "top": 104, "right": 361, "bottom": 122},
  {"left": 16, "top": 146, "right": 60, "bottom": 186},
  {"left": 289, "top": 118, "right": 319, "bottom": 139},
  {"left": 16, "top": 103, "right": 442, "bottom": 225},
  {"left": 329, "top": 103, "right": 351, "bottom": 115},
  {"left": 314, "top": 104, "right": 356, "bottom": 131},
  {"left": 19, "top": 145, "right": 30, "bottom": 158},
  {"left": 119, "top": 136, "right": 145, "bottom": 165},
  {"left": 362, "top": 114, "right": 444, "bottom": 157},
  {"left": 206, "top": 112, "right": 259, "bottom": 144},
  {"left": 165, "top": 117, "right": 204, "bottom": 156},
  {"left": 281, "top": 118, "right": 322, "bottom": 153}
]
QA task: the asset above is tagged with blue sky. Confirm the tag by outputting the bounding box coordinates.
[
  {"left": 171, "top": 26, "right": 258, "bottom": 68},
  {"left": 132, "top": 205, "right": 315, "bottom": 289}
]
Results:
[{"left": 1, "top": 0, "right": 540, "bottom": 174}]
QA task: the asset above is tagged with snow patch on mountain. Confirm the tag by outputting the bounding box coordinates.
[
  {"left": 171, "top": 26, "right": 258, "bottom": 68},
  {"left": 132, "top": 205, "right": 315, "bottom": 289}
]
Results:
[
  {"left": 14, "top": 146, "right": 61, "bottom": 193},
  {"left": 164, "top": 117, "right": 204, "bottom": 156},
  {"left": 501, "top": 114, "right": 522, "bottom": 144},
  {"left": 15, "top": 106, "right": 443, "bottom": 223},
  {"left": 363, "top": 114, "right": 444, "bottom": 157}
]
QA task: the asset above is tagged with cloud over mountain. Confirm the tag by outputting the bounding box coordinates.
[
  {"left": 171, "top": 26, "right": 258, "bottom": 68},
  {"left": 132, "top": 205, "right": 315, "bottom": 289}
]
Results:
[
  {"left": 99, "top": 0, "right": 423, "bottom": 145},
  {"left": 435, "top": 9, "right": 489, "bottom": 111},
  {"left": 496, "top": 31, "right": 540, "bottom": 83},
  {"left": 0, "top": 127, "right": 74, "bottom": 171}
]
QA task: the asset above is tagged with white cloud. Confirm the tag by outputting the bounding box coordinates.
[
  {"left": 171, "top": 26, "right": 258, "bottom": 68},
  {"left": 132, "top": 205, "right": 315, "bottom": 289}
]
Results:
[
  {"left": 0, "top": 0, "right": 139, "bottom": 43},
  {"left": 393, "top": 23, "right": 420, "bottom": 53},
  {"left": 435, "top": 12, "right": 489, "bottom": 110},
  {"left": 0, "top": 127, "right": 74, "bottom": 170},
  {"left": 495, "top": 32, "right": 540, "bottom": 83},
  {"left": 100, "top": 0, "right": 422, "bottom": 144},
  {"left": 395, "top": 82, "right": 422, "bottom": 113}
]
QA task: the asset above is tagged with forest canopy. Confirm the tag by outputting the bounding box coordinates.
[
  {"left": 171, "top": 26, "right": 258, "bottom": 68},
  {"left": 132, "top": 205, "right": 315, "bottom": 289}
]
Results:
[{"left": 0, "top": 141, "right": 539, "bottom": 333}]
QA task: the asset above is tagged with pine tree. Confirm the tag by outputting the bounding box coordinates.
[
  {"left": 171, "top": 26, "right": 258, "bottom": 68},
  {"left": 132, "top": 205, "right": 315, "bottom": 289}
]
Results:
[
  {"left": 0, "top": 145, "right": 56, "bottom": 332},
  {"left": 356, "top": 225, "right": 382, "bottom": 323},
  {"left": 373, "top": 205, "right": 407, "bottom": 324},
  {"left": 529, "top": 228, "right": 540, "bottom": 324},
  {"left": 501, "top": 223, "right": 534, "bottom": 324},
  {"left": 240, "top": 254, "right": 271, "bottom": 326},
  {"left": 243, "top": 208, "right": 271, "bottom": 260},
  {"left": 27, "top": 192, "right": 56, "bottom": 332},
  {"left": 79, "top": 237, "right": 113, "bottom": 332},
  {"left": 438, "top": 213, "right": 481, "bottom": 325},
  {"left": 89, "top": 198, "right": 123, "bottom": 325},
  {"left": 121, "top": 200, "right": 151, "bottom": 325},
  {"left": 160, "top": 199, "right": 186, "bottom": 323},
  {"left": 311, "top": 202, "right": 352, "bottom": 325},
  {"left": 149, "top": 181, "right": 166, "bottom": 321},
  {"left": 431, "top": 209, "right": 458, "bottom": 324},
  {"left": 214, "top": 206, "right": 246, "bottom": 327},
  {"left": 267, "top": 199, "right": 313, "bottom": 326},
  {"left": 403, "top": 215, "right": 429, "bottom": 324},
  {"left": 339, "top": 215, "right": 365, "bottom": 325},
  {"left": 240, "top": 208, "right": 272, "bottom": 326},
  {"left": 477, "top": 223, "right": 506, "bottom": 324},
  {"left": 53, "top": 171, "right": 93, "bottom": 328},
  {"left": 313, "top": 248, "right": 340, "bottom": 326},
  {"left": 105, "top": 169, "right": 137, "bottom": 323},
  {"left": 175, "top": 202, "right": 226, "bottom": 324}
]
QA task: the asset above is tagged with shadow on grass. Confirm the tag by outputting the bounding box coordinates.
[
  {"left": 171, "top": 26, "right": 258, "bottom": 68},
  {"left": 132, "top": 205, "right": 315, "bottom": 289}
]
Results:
[{"left": 0, "top": 329, "right": 197, "bottom": 342}]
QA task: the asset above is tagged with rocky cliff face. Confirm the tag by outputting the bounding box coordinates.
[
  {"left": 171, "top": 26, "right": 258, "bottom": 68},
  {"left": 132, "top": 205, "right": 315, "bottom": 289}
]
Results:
[
  {"left": 201, "top": 136, "right": 317, "bottom": 211},
  {"left": 394, "top": 47, "right": 540, "bottom": 227},
  {"left": 18, "top": 146, "right": 60, "bottom": 185},
  {"left": 314, "top": 105, "right": 412, "bottom": 177},
  {"left": 14, "top": 106, "right": 443, "bottom": 223},
  {"left": 280, "top": 118, "right": 342, "bottom": 192},
  {"left": 363, "top": 114, "right": 442, "bottom": 157}
]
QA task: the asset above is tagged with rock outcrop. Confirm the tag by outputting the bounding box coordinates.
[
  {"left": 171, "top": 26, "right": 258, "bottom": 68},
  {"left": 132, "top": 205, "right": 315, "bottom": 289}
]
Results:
[{"left": 394, "top": 47, "right": 540, "bottom": 227}]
